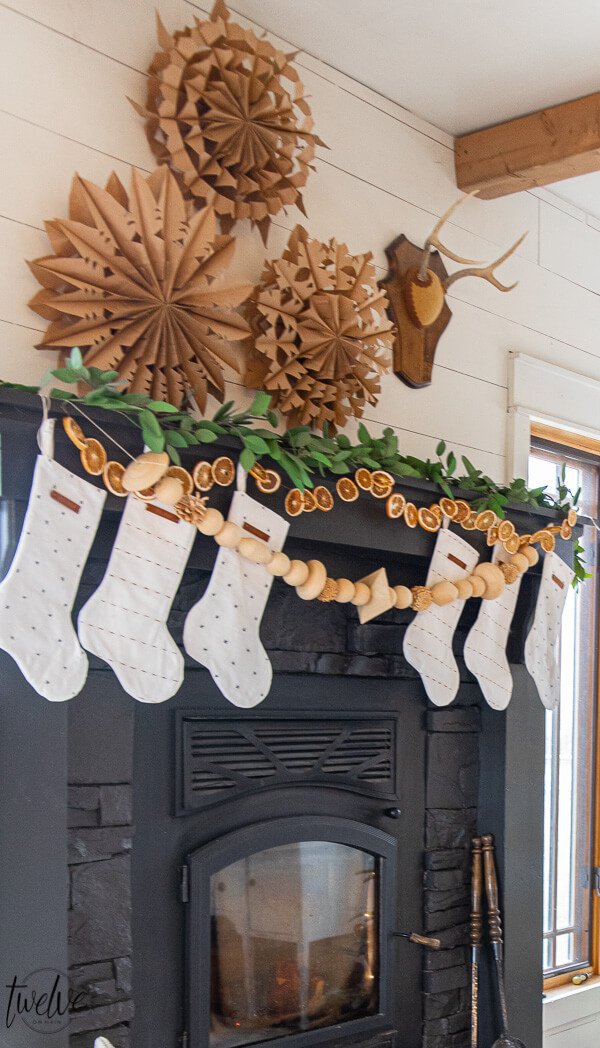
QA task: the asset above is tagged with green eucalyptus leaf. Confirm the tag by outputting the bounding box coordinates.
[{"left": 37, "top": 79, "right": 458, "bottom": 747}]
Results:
[
  {"left": 167, "top": 446, "right": 181, "bottom": 466},
  {"left": 436, "top": 440, "right": 446, "bottom": 456},
  {"left": 141, "top": 427, "right": 164, "bottom": 453},
  {"left": 165, "top": 431, "right": 188, "bottom": 448},
  {"left": 240, "top": 448, "right": 256, "bottom": 472},
  {"left": 249, "top": 391, "right": 272, "bottom": 416}
]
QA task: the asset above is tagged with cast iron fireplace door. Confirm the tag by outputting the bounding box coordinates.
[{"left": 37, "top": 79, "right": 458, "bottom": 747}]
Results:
[{"left": 185, "top": 816, "right": 397, "bottom": 1048}]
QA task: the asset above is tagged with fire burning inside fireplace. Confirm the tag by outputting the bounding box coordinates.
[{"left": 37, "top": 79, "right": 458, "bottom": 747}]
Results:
[{"left": 209, "top": 841, "right": 379, "bottom": 1046}]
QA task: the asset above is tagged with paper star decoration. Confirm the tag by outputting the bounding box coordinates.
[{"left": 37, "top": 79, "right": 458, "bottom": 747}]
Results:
[
  {"left": 131, "top": 0, "right": 326, "bottom": 242},
  {"left": 28, "top": 167, "right": 252, "bottom": 409},
  {"left": 245, "top": 225, "right": 394, "bottom": 432}
]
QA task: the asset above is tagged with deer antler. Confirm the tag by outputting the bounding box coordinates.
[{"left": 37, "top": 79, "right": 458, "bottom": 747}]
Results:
[
  {"left": 444, "top": 232, "right": 527, "bottom": 291},
  {"left": 418, "top": 191, "right": 483, "bottom": 280}
]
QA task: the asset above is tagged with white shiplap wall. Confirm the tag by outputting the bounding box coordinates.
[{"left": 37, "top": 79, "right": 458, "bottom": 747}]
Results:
[{"left": 4, "top": 0, "right": 600, "bottom": 486}]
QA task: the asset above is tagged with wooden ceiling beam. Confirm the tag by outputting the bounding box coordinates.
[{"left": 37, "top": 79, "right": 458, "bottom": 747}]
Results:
[{"left": 455, "top": 91, "right": 600, "bottom": 199}]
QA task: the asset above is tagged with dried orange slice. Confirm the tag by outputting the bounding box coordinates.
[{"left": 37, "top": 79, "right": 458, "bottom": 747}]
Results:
[
  {"left": 547, "top": 525, "right": 561, "bottom": 535},
  {"left": 371, "top": 470, "right": 394, "bottom": 489},
  {"left": 418, "top": 507, "right": 441, "bottom": 532},
  {"left": 80, "top": 438, "right": 106, "bottom": 476},
  {"left": 371, "top": 482, "right": 392, "bottom": 499},
  {"left": 314, "top": 485, "right": 334, "bottom": 511},
  {"left": 336, "top": 477, "right": 359, "bottom": 502},
  {"left": 249, "top": 462, "right": 269, "bottom": 482},
  {"left": 486, "top": 526, "right": 499, "bottom": 546},
  {"left": 567, "top": 508, "right": 578, "bottom": 527},
  {"left": 404, "top": 502, "right": 418, "bottom": 528},
  {"left": 560, "top": 519, "right": 572, "bottom": 540},
  {"left": 530, "top": 529, "right": 547, "bottom": 545},
  {"left": 429, "top": 504, "right": 443, "bottom": 523},
  {"left": 63, "top": 416, "right": 87, "bottom": 450},
  {"left": 284, "top": 489, "right": 304, "bottom": 516},
  {"left": 386, "top": 492, "right": 406, "bottom": 518},
  {"left": 355, "top": 468, "right": 373, "bottom": 491},
  {"left": 453, "top": 500, "right": 471, "bottom": 524},
  {"left": 193, "top": 461, "right": 214, "bottom": 492},
  {"left": 518, "top": 534, "right": 532, "bottom": 548},
  {"left": 256, "top": 470, "right": 282, "bottom": 494},
  {"left": 302, "top": 490, "right": 317, "bottom": 512},
  {"left": 497, "top": 519, "right": 515, "bottom": 543},
  {"left": 165, "top": 465, "right": 193, "bottom": 495},
  {"left": 134, "top": 485, "right": 156, "bottom": 501},
  {"left": 539, "top": 530, "right": 556, "bottom": 552},
  {"left": 476, "top": 509, "right": 497, "bottom": 531},
  {"left": 503, "top": 534, "right": 520, "bottom": 554},
  {"left": 439, "top": 497, "right": 458, "bottom": 519},
  {"left": 461, "top": 512, "right": 477, "bottom": 530},
  {"left": 212, "top": 456, "right": 235, "bottom": 486},
  {"left": 103, "top": 460, "right": 127, "bottom": 497}
]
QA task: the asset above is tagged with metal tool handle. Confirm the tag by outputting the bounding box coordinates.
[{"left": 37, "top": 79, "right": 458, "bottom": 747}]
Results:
[
  {"left": 407, "top": 932, "right": 441, "bottom": 949},
  {"left": 481, "top": 833, "right": 502, "bottom": 945},
  {"left": 470, "top": 837, "right": 483, "bottom": 949}
]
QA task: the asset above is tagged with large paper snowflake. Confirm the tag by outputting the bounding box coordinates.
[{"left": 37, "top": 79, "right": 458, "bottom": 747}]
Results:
[
  {"left": 131, "top": 0, "right": 326, "bottom": 242},
  {"left": 28, "top": 167, "right": 251, "bottom": 409},
  {"left": 245, "top": 226, "right": 394, "bottom": 432}
]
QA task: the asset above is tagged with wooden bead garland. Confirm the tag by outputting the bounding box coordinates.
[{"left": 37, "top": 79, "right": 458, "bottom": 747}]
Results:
[
  {"left": 296, "top": 561, "right": 327, "bottom": 601},
  {"left": 431, "top": 580, "right": 459, "bottom": 606}
]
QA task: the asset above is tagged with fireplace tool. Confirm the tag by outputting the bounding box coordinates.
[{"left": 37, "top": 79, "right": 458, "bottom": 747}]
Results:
[
  {"left": 470, "top": 837, "right": 483, "bottom": 1048},
  {"left": 481, "top": 834, "right": 526, "bottom": 1048}
]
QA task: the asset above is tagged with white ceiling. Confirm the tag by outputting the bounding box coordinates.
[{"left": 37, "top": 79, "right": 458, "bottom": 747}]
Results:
[{"left": 231, "top": 0, "right": 600, "bottom": 219}]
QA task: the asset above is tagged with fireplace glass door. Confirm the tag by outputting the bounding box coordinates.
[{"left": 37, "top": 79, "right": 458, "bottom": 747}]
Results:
[
  {"left": 210, "top": 841, "right": 378, "bottom": 1047},
  {"left": 187, "top": 817, "right": 396, "bottom": 1048}
]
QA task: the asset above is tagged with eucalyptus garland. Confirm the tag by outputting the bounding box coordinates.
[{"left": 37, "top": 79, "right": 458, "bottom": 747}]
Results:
[{"left": 0, "top": 348, "right": 588, "bottom": 585}]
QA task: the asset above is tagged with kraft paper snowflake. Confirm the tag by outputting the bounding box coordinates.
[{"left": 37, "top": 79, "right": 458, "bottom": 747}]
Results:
[{"left": 28, "top": 167, "right": 251, "bottom": 409}]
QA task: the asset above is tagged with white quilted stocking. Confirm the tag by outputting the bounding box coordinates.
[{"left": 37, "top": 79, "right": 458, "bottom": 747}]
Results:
[
  {"left": 183, "top": 490, "right": 289, "bottom": 708},
  {"left": 463, "top": 545, "right": 522, "bottom": 710},
  {"left": 524, "top": 551, "right": 574, "bottom": 710},
  {"left": 0, "top": 426, "right": 106, "bottom": 701},
  {"left": 78, "top": 496, "right": 196, "bottom": 703},
  {"left": 403, "top": 529, "right": 479, "bottom": 706}
]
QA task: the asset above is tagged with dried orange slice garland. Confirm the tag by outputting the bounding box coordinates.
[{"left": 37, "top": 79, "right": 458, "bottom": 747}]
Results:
[{"left": 62, "top": 417, "right": 578, "bottom": 571}]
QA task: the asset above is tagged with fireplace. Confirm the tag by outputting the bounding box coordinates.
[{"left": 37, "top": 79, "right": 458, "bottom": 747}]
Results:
[{"left": 0, "top": 391, "right": 553, "bottom": 1048}]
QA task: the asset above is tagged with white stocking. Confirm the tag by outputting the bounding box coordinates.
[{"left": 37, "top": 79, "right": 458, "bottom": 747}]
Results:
[
  {"left": 524, "top": 551, "right": 574, "bottom": 710},
  {"left": 0, "top": 420, "right": 106, "bottom": 701},
  {"left": 183, "top": 487, "right": 289, "bottom": 708},
  {"left": 78, "top": 495, "right": 196, "bottom": 703},
  {"left": 403, "top": 528, "right": 479, "bottom": 707},
  {"left": 463, "top": 545, "right": 522, "bottom": 710}
]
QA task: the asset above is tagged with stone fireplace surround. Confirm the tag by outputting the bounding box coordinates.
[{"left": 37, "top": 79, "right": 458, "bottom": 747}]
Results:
[{"left": 0, "top": 391, "right": 555, "bottom": 1048}]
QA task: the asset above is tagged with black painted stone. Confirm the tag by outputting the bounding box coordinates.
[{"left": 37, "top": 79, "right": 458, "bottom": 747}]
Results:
[
  {"left": 346, "top": 622, "right": 406, "bottom": 655},
  {"left": 68, "top": 999, "right": 134, "bottom": 1034},
  {"left": 425, "top": 905, "right": 470, "bottom": 932},
  {"left": 70, "top": 1026, "right": 130, "bottom": 1048},
  {"left": 68, "top": 786, "right": 101, "bottom": 827},
  {"left": 68, "top": 828, "right": 132, "bottom": 865},
  {"left": 426, "top": 733, "right": 479, "bottom": 809},
  {"left": 425, "top": 849, "right": 467, "bottom": 871},
  {"left": 423, "top": 964, "right": 470, "bottom": 994},
  {"left": 423, "top": 946, "right": 467, "bottom": 971},
  {"left": 425, "top": 886, "right": 469, "bottom": 914},
  {"left": 422, "top": 989, "right": 463, "bottom": 1020},
  {"left": 69, "top": 854, "right": 132, "bottom": 964},
  {"left": 425, "top": 808, "right": 477, "bottom": 849},
  {"left": 100, "top": 785, "right": 133, "bottom": 826},
  {"left": 424, "top": 869, "right": 467, "bottom": 891},
  {"left": 262, "top": 583, "right": 347, "bottom": 653},
  {"left": 431, "top": 922, "right": 470, "bottom": 949},
  {"left": 69, "top": 693, "right": 134, "bottom": 785}
]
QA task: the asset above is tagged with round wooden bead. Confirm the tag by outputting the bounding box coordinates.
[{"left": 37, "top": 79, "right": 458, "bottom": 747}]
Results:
[
  {"left": 238, "top": 536, "right": 272, "bottom": 565},
  {"left": 393, "top": 585, "right": 413, "bottom": 609},
  {"left": 431, "top": 580, "right": 459, "bottom": 606},
  {"left": 472, "top": 562, "right": 505, "bottom": 600},
  {"left": 214, "top": 522, "right": 242, "bottom": 548},
  {"left": 283, "top": 560, "right": 310, "bottom": 587},
  {"left": 411, "top": 586, "right": 433, "bottom": 611},
  {"left": 122, "top": 451, "right": 169, "bottom": 492},
  {"left": 468, "top": 575, "right": 486, "bottom": 598},
  {"left": 388, "top": 587, "right": 397, "bottom": 607},
  {"left": 350, "top": 582, "right": 371, "bottom": 607},
  {"left": 197, "top": 508, "right": 225, "bottom": 536},
  {"left": 520, "top": 545, "right": 539, "bottom": 567},
  {"left": 153, "top": 475, "right": 185, "bottom": 506},
  {"left": 510, "top": 552, "right": 529, "bottom": 574},
  {"left": 266, "top": 552, "right": 291, "bottom": 576},
  {"left": 296, "top": 560, "right": 327, "bottom": 601},
  {"left": 454, "top": 578, "right": 474, "bottom": 600},
  {"left": 335, "top": 578, "right": 356, "bottom": 603}
]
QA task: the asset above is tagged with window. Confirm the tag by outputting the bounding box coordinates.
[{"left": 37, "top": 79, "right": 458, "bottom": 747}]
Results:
[{"left": 529, "top": 429, "right": 600, "bottom": 983}]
